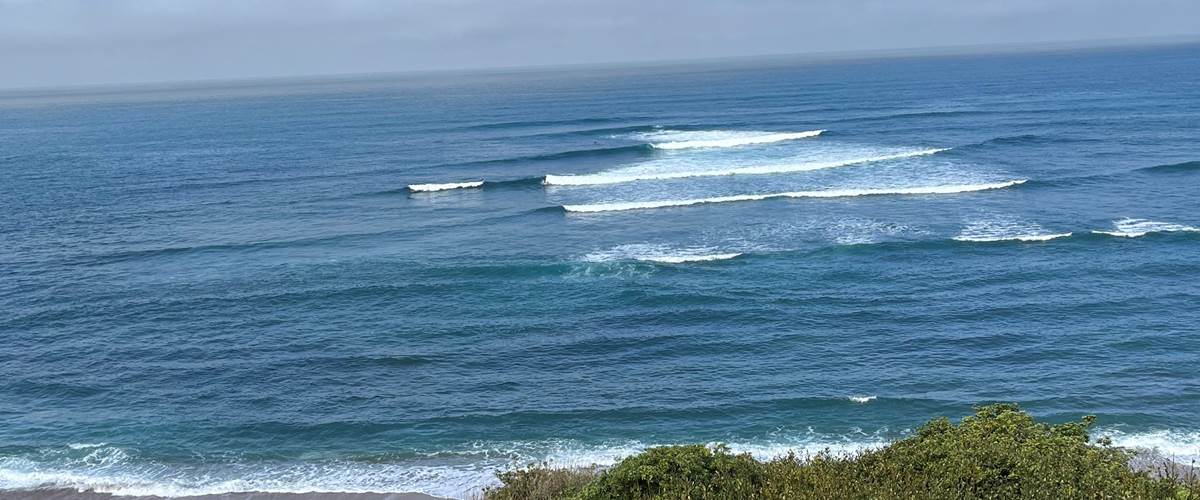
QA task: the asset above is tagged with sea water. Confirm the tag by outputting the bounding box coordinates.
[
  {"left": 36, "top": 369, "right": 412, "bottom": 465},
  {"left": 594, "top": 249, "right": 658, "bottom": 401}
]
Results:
[{"left": 1, "top": 44, "right": 1199, "bottom": 498}]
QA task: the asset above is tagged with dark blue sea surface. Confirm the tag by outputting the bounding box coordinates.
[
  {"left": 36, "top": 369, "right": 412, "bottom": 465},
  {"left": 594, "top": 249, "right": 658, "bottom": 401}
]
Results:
[{"left": 2, "top": 44, "right": 1199, "bottom": 497}]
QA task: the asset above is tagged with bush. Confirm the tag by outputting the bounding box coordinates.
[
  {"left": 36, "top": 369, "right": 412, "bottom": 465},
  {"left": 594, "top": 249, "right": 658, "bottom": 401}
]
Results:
[
  {"left": 760, "top": 403, "right": 1194, "bottom": 499},
  {"left": 483, "top": 404, "right": 1199, "bottom": 499},
  {"left": 485, "top": 464, "right": 599, "bottom": 500},
  {"left": 575, "top": 444, "right": 764, "bottom": 499}
]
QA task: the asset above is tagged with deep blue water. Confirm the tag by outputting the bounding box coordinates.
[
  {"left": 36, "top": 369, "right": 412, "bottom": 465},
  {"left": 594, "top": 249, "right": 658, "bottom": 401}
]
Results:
[{"left": 2, "top": 44, "right": 1199, "bottom": 498}]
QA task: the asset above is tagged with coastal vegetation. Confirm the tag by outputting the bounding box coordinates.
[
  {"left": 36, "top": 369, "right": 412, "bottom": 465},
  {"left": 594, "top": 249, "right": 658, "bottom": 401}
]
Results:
[{"left": 483, "top": 404, "right": 1198, "bottom": 499}]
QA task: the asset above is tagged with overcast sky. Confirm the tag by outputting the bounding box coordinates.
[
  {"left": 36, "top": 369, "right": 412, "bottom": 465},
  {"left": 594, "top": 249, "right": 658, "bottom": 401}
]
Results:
[{"left": 2, "top": 0, "right": 1198, "bottom": 89}]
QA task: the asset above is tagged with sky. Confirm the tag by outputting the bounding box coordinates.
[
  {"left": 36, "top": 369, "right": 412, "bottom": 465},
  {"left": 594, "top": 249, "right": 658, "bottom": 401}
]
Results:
[{"left": 1, "top": 0, "right": 1198, "bottom": 89}]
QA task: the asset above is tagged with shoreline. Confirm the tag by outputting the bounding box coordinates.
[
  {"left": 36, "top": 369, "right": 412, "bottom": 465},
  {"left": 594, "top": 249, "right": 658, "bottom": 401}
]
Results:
[{"left": 4, "top": 449, "right": 1192, "bottom": 500}]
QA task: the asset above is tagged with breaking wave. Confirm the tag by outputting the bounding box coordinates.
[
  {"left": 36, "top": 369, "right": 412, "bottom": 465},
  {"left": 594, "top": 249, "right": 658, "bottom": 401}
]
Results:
[
  {"left": 562, "top": 180, "right": 1027, "bottom": 213},
  {"left": 634, "top": 129, "right": 824, "bottom": 150},
  {"left": 584, "top": 244, "right": 742, "bottom": 264},
  {"left": 544, "top": 148, "right": 948, "bottom": 186},
  {"left": 0, "top": 436, "right": 885, "bottom": 499},
  {"left": 1099, "top": 428, "right": 1200, "bottom": 463},
  {"left": 954, "top": 219, "right": 1073, "bottom": 243},
  {"left": 957, "top": 232, "right": 1072, "bottom": 242},
  {"left": 1092, "top": 218, "right": 1200, "bottom": 238},
  {"left": 5, "top": 429, "right": 1193, "bottom": 499},
  {"left": 407, "top": 181, "right": 484, "bottom": 192}
]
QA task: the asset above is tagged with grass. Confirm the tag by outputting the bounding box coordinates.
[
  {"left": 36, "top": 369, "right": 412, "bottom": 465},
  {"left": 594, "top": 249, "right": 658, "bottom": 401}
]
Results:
[{"left": 482, "top": 404, "right": 1199, "bottom": 499}]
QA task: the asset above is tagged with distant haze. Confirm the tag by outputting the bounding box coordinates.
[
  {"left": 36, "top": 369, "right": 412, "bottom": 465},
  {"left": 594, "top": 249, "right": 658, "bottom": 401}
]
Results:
[{"left": 1, "top": 0, "right": 1198, "bottom": 89}]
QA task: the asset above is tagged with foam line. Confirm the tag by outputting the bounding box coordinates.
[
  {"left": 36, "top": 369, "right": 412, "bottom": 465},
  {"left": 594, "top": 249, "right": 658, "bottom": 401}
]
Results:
[
  {"left": 407, "top": 181, "right": 484, "bottom": 192},
  {"left": 562, "top": 180, "right": 1026, "bottom": 213},
  {"left": 544, "top": 148, "right": 948, "bottom": 186},
  {"left": 954, "top": 232, "right": 1072, "bottom": 242},
  {"left": 638, "top": 253, "right": 742, "bottom": 263},
  {"left": 583, "top": 244, "right": 742, "bottom": 264},
  {"left": 1092, "top": 218, "right": 1199, "bottom": 238},
  {"left": 648, "top": 130, "right": 824, "bottom": 149}
]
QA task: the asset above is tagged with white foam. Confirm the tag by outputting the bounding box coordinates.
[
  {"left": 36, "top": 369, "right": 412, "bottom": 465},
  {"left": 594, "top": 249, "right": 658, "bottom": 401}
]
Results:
[
  {"left": 1092, "top": 218, "right": 1199, "bottom": 238},
  {"left": 65, "top": 443, "right": 107, "bottom": 450},
  {"left": 0, "top": 449, "right": 485, "bottom": 499},
  {"left": 0, "top": 436, "right": 885, "bottom": 499},
  {"left": 563, "top": 180, "right": 1026, "bottom": 213},
  {"left": 643, "top": 253, "right": 741, "bottom": 263},
  {"left": 824, "top": 218, "right": 927, "bottom": 245},
  {"left": 1098, "top": 428, "right": 1200, "bottom": 463},
  {"left": 954, "top": 219, "right": 1073, "bottom": 242},
  {"left": 848, "top": 395, "right": 877, "bottom": 404},
  {"left": 544, "top": 148, "right": 948, "bottom": 186},
  {"left": 8, "top": 428, "right": 1190, "bottom": 500},
  {"left": 0, "top": 461, "right": 486, "bottom": 499},
  {"left": 958, "top": 232, "right": 1072, "bottom": 242},
  {"left": 635, "top": 129, "right": 824, "bottom": 150},
  {"left": 22, "top": 428, "right": 1198, "bottom": 499},
  {"left": 407, "top": 181, "right": 484, "bottom": 192},
  {"left": 583, "top": 244, "right": 741, "bottom": 264}
]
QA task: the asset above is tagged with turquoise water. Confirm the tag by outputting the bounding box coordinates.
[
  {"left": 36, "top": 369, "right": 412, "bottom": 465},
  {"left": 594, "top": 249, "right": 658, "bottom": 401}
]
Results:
[{"left": 2, "top": 44, "right": 1199, "bottom": 498}]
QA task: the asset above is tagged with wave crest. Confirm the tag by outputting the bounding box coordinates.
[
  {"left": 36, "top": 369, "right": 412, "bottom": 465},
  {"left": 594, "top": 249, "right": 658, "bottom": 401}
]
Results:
[
  {"left": 954, "top": 219, "right": 1072, "bottom": 243},
  {"left": 584, "top": 244, "right": 742, "bottom": 264},
  {"left": 408, "top": 181, "right": 484, "bottom": 192},
  {"left": 636, "top": 129, "right": 824, "bottom": 150},
  {"left": 1092, "top": 218, "right": 1199, "bottom": 238},
  {"left": 545, "top": 148, "right": 948, "bottom": 186},
  {"left": 1136, "top": 160, "right": 1200, "bottom": 174},
  {"left": 563, "top": 180, "right": 1026, "bottom": 213},
  {"left": 956, "top": 232, "right": 1072, "bottom": 242}
]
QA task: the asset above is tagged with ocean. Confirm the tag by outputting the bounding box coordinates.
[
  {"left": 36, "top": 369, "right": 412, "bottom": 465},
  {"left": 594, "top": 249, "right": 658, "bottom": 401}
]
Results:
[{"left": 1, "top": 44, "right": 1198, "bottom": 499}]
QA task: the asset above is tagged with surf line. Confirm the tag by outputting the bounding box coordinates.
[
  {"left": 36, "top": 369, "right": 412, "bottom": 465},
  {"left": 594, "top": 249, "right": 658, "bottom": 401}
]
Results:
[{"left": 562, "top": 180, "right": 1027, "bottom": 213}]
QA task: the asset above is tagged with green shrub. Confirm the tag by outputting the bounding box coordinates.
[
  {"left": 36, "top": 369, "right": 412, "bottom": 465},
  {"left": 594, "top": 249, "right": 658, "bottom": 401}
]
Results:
[
  {"left": 484, "top": 464, "right": 599, "bottom": 500},
  {"left": 574, "top": 444, "right": 764, "bottom": 499},
  {"left": 761, "top": 403, "right": 1194, "bottom": 499},
  {"left": 483, "top": 404, "right": 1199, "bottom": 499}
]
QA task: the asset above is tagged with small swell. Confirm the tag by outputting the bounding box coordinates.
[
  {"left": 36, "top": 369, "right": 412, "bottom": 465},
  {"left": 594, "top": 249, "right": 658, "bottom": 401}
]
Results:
[
  {"left": 956, "top": 134, "right": 1105, "bottom": 152},
  {"left": 453, "top": 116, "right": 654, "bottom": 132},
  {"left": 832, "top": 109, "right": 994, "bottom": 124},
  {"left": 407, "top": 146, "right": 651, "bottom": 179},
  {"left": 1136, "top": 160, "right": 1200, "bottom": 174},
  {"left": 966, "top": 134, "right": 1046, "bottom": 147},
  {"left": 525, "top": 144, "right": 652, "bottom": 161},
  {"left": 562, "top": 180, "right": 1026, "bottom": 213}
]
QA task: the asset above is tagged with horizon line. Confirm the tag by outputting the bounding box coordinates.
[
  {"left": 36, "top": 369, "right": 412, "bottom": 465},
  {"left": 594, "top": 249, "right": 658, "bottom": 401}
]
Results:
[{"left": 2, "top": 33, "right": 1197, "bottom": 95}]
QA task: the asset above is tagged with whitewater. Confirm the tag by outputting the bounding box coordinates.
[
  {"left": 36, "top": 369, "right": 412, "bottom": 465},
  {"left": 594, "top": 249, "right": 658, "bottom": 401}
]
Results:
[
  {"left": 544, "top": 147, "right": 948, "bottom": 186},
  {"left": 408, "top": 181, "right": 484, "bottom": 192},
  {"left": 563, "top": 180, "right": 1027, "bottom": 212},
  {"left": 636, "top": 129, "right": 825, "bottom": 149}
]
